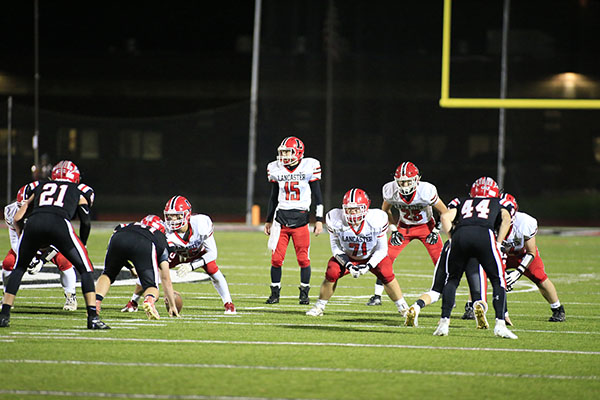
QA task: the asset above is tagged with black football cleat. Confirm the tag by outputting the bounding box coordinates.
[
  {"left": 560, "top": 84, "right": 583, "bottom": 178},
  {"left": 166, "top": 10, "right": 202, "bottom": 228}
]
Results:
[
  {"left": 549, "top": 305, "right": 566, "bottom": 322},
  {"left": 366, "top": 295, "right": 382, "bottom": 306},
  {"left": 299, "top": 286, "right": 310, "bottom": 305},
  {"left": 0, "top": 315, "right": 10, "bottom": 328},
  {"left": 461, "top": 301, "right": 475, "bottom": 320},
  {"left": 87, "top": 315, "right": 111, "bottom": 330},
  {"left": 266, "top": 286, "right": 280, "bottom": 304}
]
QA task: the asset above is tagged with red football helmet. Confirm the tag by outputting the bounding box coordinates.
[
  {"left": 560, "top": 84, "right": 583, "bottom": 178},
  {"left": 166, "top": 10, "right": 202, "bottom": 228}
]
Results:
[
  {"left": 394, "top": 162, "right": 420, "bottom": 195},
  {"left": 51, "top": 160, "right": 80, "bottom": 183},
  {"left": 501, "top": 193, "right": 519, "bottom": 218},
  {"left": 470, "top": 177, "right": 500, "bottom": 198},
  {"left": 342, "top": 188, "right": 371, "bottom": 226},
  {"left": 164, "top": 195, "right": 192, "bottom": 231},
  {"left": 16, "top": 185, "right": 27, "bottom": 207},
  {"left": 140, "top": 214, "right": 166, "bottom": 234},
  {"left": 277, "top": 136, "right": 305, "bottom": 166}
]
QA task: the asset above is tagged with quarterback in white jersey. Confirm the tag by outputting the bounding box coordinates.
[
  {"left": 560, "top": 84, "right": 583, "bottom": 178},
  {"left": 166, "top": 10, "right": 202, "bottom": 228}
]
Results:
[
  {"left": 2, "top": 184, "right": 78, "bottom": 311},
  {"left": 264, "top": 137, "right": 324, "bottom": 306},
  {"left": 500, "top": 194, "right": 565, "bottom": 322},
  {"left": 367, "top": 162, "right": 448, "bottom": 306},
  {"left": 306, "top": 189, "right": 409, "bottom": 317},
  {"left": 120, "top": 195, "right": 236, "bottom": 315}
]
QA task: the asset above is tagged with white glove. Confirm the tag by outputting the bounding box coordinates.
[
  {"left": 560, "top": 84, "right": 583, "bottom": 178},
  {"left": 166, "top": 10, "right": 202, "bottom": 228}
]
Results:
[
  {"left": 351, "top": 263, "right": 371, "bottom": 278},
  {"left": 28, "top": 258, "right": 44, "bottom": 275},
  {"left": 505, "top": 265, "right": 525, "bottom": 290},
  {"left": 176, "top": 263, "right": 193, "bottom": 278}
]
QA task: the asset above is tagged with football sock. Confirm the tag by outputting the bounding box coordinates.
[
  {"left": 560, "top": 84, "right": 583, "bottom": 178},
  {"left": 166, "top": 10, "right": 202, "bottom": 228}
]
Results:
[
  {"left": 300, "top": 266, "right": 311, "bottom": 285},
  {"left": 86, "top": 306, "right": 97, "bottom": 318},
  {"left": 550, "top": 301, "right": 561, "bottom": 309},
  {"left": 374, "top": 283, "right": 385, "bottom": 296},
  {"left": 270, "top": 266, "right": 282, "bottom": 284},
  {"left": 416, "top": 299, "right": 426, "bottom": 309},
  {"left": 0, "top": 303, "right": 12, "bottom": 316},
  {"left": 96, "top": 294, "right": 104, "bottom": 302},
  {"left": 211, "top": 270, "right": 232, "bottom": 303},
  {"left": 60, "top": 268, "right": 77, "bottom": 294}
]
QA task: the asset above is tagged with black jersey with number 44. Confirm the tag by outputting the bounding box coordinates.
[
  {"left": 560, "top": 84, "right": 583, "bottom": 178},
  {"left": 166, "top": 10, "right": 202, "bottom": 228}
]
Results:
[
  {"left": 449, "top": 196, "right": 506, "bottom": 232},
  {"left": 28, "top": 180, "right": 90, "bottom": 220}
]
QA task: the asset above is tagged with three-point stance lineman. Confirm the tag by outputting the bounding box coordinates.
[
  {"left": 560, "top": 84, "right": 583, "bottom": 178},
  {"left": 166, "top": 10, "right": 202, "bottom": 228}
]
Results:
[
  {"left": 95, "top": 215, "right": 180, "bottom": 319},
  {"left": 434, "top": 177, "right": 516, "bottom": 339},
  {"left": 264, "top": 137, "right": 324, "bottom": 305},
  {"left": 306, "top": 189, "right": 409, "bottom": 317},
  {"left": 0, "top": 160, "right": 109, "bottom": 329}
]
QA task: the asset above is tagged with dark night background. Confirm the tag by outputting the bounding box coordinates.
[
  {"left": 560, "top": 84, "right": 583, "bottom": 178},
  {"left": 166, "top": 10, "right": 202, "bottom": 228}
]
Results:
[{"left": 1, "top": 0, "right": 599, "bottom": 224}]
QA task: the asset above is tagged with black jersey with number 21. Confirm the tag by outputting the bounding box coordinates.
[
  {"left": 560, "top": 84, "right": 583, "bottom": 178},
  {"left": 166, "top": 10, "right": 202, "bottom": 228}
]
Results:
[{"left": 29, "top": 180, "right": 86, "bottom": 220}]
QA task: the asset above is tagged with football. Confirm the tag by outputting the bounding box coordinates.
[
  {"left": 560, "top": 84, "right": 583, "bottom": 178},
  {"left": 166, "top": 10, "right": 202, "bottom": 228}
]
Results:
[{"left": 164, "top": 291, "right": 183, "bottom": 314}]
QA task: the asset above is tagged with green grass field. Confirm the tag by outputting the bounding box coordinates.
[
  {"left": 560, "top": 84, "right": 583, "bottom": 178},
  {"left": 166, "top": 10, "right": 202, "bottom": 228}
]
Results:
[{"left": 0, "top": 226, "right": 599, "bottom": 399}]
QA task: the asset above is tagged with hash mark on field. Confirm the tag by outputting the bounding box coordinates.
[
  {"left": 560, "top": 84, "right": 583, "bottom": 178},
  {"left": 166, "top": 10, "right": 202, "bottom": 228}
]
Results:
[{"left": 2, "top": 359, "right": 598, "bottom": 381}]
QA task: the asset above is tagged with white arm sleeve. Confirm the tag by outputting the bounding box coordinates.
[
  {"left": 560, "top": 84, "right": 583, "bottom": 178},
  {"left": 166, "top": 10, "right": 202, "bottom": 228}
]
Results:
[{"left": 201, "top": 235, "right": 218, "bottom": 265}]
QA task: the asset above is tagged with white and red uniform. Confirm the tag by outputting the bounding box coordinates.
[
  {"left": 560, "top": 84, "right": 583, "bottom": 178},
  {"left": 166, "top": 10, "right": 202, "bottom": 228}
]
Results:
[
  {"left": 167, "top": 214, "right": 219, "bottom": 275},
  {"left": 325, "top": 208, "right": 395, "bottom": 284},
  {"left": 267, "top": 157, "right": 321, "bottom": 267},
  {"left": 382, "top": 180, "right": 443, "bottom": 264},
  {"left": 503, "top": 211, "right": 548, "bottom": 285}
]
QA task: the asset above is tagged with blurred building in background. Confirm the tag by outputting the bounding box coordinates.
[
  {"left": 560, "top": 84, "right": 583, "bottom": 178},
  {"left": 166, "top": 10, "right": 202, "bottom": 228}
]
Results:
[{"left": 0, "top": 0, "right": 599, "bottom": 224}]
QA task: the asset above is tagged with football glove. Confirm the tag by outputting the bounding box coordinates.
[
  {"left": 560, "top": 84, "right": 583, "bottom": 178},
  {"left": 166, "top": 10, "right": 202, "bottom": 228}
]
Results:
[
  {"left": 350, "top": 263, "right": 371, "bottom": 278},
  {"left": 176, "top": 263, "right": 194, "bottom": 278},
  {"left": 499, "top": 240, "right": 511, "bottom": 253},
  {"left": 390, "top": 231, "right": 404, "bottom": 246},
  {"left": 27, "top": 258, "right": 44, "bottom": 275},
  {"left": 425, "top": 227, "right": 440, "bottom": 245},
  {"left": 505, "top": 265, "right": 526, "bottom": 291}
]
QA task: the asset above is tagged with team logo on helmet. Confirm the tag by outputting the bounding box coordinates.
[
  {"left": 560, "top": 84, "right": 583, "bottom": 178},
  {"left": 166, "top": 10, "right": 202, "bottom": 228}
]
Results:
[
  {"left": 470, "top": 177, "right": 500, "bottom": 198},
  {"left": 51, "top": 160, "right": 80, "bottom": 183},
  {"left": 277, "top": 136, "right": 305, "bottom": 166},
  {"left": 141, "top": 214, "right": 166, "bottom": 234}
]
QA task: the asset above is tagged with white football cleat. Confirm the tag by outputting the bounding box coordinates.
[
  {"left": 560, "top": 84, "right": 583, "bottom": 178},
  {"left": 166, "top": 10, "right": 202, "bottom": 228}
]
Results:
[
  {"left": 473, "top": 300, "right": 489, "bottom": 329},
  {"left": 404, "top": 305, "right": 419, "bottom": 327},
  {"left": 433, "top": 318, "right": 450, "bottom": 336},
  {"left": 63, "top": 293, "right": 77, "bottom": 311},
  {"left": 494, "top": 319, "right": 518, "bottom": 339},
  {"left": 143, "top": 300, "right": 160, "bottom": 320},
  {"left": 306, "top": 306, "right": 324, "bottom": 317}
]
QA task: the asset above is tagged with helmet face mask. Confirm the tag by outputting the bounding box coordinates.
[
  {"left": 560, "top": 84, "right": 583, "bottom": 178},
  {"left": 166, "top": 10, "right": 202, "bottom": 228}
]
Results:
[
  {"left": 470, "top": 177, "right": 500, "bottom": 198},
  {"left": 277, "top": 136, "right": 304, "bottom": 166},
  {"left": 342, "top": 188, "right": 370, "bottom": 226},
  {"left": 141, "top": 214, "right": 166, "bottom": 234},
  {"left": 164, "top": 196, "right": 192, "bottom": 231},
  {"left": 394, "top": 162, "right": 420, "bottom": 196},
  {"left": 51, "top": 160, "right": 80, "bottom": 183}
]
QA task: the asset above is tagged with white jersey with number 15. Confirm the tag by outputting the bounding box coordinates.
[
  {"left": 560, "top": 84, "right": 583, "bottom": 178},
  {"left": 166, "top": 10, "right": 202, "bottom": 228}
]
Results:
[{"left": 267, "top": 157, "right": 321, "bottom": 211}]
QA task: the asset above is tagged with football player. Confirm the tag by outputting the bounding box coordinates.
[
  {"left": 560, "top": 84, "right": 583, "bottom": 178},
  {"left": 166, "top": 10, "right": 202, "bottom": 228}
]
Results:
[
  {"left": 264, "top": 137, "right": 324, "bottom": 305},
  {"left": 3, "top": 184, "right": 79, "bottom": 311},
  {"left": 121, "top": 195, "right": 237, "bottom": 315},
  {"left": 306, "top": 189, "right": 409, "bottom": 317},
  {"left": 501, "top": 194, "right": 565, "bottom": 322},
  {"left": 95, "top": 215, "right": 180, "bottom": 319},
  {"left": 0, "top": 161, "right": 109, "bottom": 329},
  {"left": 366, "top": 162, "right": 448, "bottom": 306},
  {"left": 434, "top": 177, "right": 516, "bottom": 339}
]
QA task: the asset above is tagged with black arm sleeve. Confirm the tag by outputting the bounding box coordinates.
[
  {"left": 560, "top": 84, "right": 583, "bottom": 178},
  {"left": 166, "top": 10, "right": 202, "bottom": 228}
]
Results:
[
  {"left": 77, "top": 204, "right": 91, "bottom": 245},
  {"left": 309, "top": 180, "right": 324, "bottom": 222},
  {"left": 265, "top": 182, "right": 279, "bottom": 223}
]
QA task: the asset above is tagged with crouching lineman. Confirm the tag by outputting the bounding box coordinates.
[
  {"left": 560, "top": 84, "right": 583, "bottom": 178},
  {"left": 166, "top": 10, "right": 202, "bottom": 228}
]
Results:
[
  {"left": 123, "top": 196, "right": 236, "bottom": 315},
  {"left": 95, "top": 215, "right": 180, "bottom": 319},
  {"left": 306, "top": 189, "right": 409, "bottom": 317},
  {"left": 501, "top": 194, "right": 565, "bottom": 322}
]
